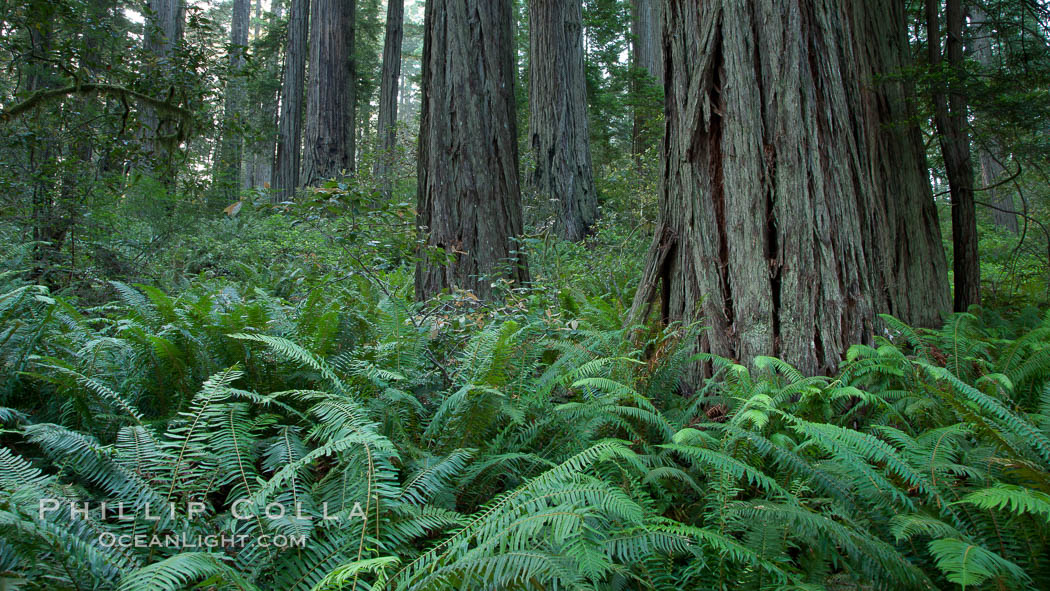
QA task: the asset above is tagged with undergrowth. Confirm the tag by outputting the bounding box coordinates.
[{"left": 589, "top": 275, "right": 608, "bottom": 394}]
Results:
[{"left": 1, "top": 257, "right": 1049, "bottom": 590}]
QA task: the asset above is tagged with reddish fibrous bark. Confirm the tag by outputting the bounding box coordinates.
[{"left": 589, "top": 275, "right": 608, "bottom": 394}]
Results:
[
  {"left": 630, "top": 0, "right": 950, "bottom": 375},
  {"left": 415, "top": 0, "right": 529, "bottom": 301}
]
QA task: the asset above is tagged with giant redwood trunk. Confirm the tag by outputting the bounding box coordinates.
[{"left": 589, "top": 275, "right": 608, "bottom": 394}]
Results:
[
  {"left": 415, "top": 0, "right": 528, "bottom": 301},
  {"left": 630, "top": 0, "right": 949, "bottom": 375},
  {"left": 373, "top": 0, "right": 404, "bottom": 198},
  {"left": 301, "top": 0, "right": 353, "bottom": 186},
  {"left": 272, "top": 0, "right": 308, "bottom": 202},
  {"left": 529, "top": 0, "right": 598, "bottom": 241}
]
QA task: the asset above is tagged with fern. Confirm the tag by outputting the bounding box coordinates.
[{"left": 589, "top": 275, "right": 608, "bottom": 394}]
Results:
[
  {"left": 958, "top": 484, "right": 1050, "bottom": 524},
  {"left": 118, "top": 552, "right": 259, "bottom": 591},
  {"left": 928, "top": 538, "right": 1030, "bottom": 588}
]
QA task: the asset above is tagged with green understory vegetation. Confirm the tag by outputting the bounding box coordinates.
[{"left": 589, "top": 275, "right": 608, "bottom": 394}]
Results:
[{"left": 1, "top": 183, "right": 1048, "bottom": 590}]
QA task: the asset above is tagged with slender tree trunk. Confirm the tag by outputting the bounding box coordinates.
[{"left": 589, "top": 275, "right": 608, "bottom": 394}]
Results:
[
  {"left": 301, "top": 0, "right": 354, "bottom": 186},
  {"left": 398, "top": 62, "right": 410, "bottom": 116},
  {"left": 55, "top": 2, "right": 111, "bottom": 283},
  {"left": 267, "top": 0, "right": 284, "bottom": 188},
  {"left": 630, "top": 0, "right": 949, "bottom": 375},
  {"left": 273, "top": 0, "right": 308, "bottom": 202},
  {"left": 252, "top": 0, "right": 262, "bottom": 40},
  {"left": 214, "top": 0, "right": 251, "bottom": 206},
  {"left": 244, "top": 0, "right": 265, "bottom": 189},
  {"left": 348, "top": 0, "right": 358, "bottom": 173},
  {"left": 374, "top": 0, "right": 404, "bottom": 197},
  {"left": 26, "top": 8, "right": 59, "bottom": 280},
  {"left": 927, "top": 0, "right": 980, "bottom": 311},
  {"left": 529, "top": 0, "right": 598, "bottom": 241},
  {"left": 631, "top": 0, "right": 662, "bottom": 156},
  {"left": 969, "top": 5, "right": 1018, "bottom": 234},
  {"left": 416, "top": 0, "right": 528, "bottom": 301}
]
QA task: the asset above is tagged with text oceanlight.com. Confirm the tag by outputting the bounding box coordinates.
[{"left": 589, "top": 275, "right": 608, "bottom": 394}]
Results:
[{"left": 97, "top": 532, "right": 307, "bottom": 549}]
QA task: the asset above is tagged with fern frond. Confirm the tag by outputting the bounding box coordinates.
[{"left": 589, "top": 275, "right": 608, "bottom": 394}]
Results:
[
  {"left": 927, "top": 538, "right": 1029, "bottom": 588},
  {"left": 118, "top": 552, "right": 258, "bottom": 591},
  {"left": 958, "top": 484, "right": 1050, "bottom": 524}
]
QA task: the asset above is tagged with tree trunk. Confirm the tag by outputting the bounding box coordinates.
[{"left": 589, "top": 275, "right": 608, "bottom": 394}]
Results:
[
  {"left": 629, "top": 0, "right": 949, "bottom": 375},
  {"left": 978, "top": 145, "right": 1017, "bottom": 232},
  {"left": 969, "top": 5, "right": 1018, "bottom": 234},
  {"left": 374, "top": 0, "right": 404, "bottom": 197},
  {"left": 243, "top": 0, "right": 267, "bottom": 190},
  {"left": 415, "top": 0, "right": 529, "bottom": 301},
  {"left": 631, "top": 0, "right": 662, "bottom": 80},
  {"left": 252, "top": 0, "right": 262, "bottom": 40},
  {"left": 272, "top": 0, "right": 308, "bottom": 202},
  {"left": 266, "top": 0, "right": 284, "bottom": 188},
  {"left": 214, "top": 0, "right": 251, "bottom": 206},
  {"left": 631, "top": 0, "right": 662, "bottom": 156},
  {"left": 398, "top": 60, "right": 410, "bottom": 116},
  {"left": 26, "top": 8, "right": 59, "bottom": 281},
  {"left": 301, "top": 0, "right": 354, "bottom": 186},
  {"left": 927, "top": 0, "right": 980, "bottom": 311},
  {"left": 256, "top": 0, "right": 284, "bottom": 190},
  {"left": 529, "top": 0, "right": 598, "bottom": 241},
  {"left": 348, "top": 0, "right": 358, "bottom": 173},
  {"left": 140, "top": 0, "right": 185, "bottom": 187},
  {"left": 855, "top": 0, "right": 950, "bottom": 330}
]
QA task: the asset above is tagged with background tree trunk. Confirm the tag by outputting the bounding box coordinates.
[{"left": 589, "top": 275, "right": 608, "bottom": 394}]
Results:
[
  {"left": 631, "top": 0, "right": 662, "bottom": 80},
  {"left": 214, "top": 0, "right": 251, "bottom": 206},
  {"left": 374, "top": 0, "right": 404, "bottom": 197},
  {"left": 630, "top": 0, "right": 949, "bottom": 375},
  {"left": 272, "top": 0, "right": 308, "bottom": 202},
  {"left": 245, "top": 0, "right": 274, "bottom": 190},
  {"left": 252, "top": 0, "right": 262, "bottom": 40},
  {"left": 977, "top": 141, "right": 1017, "bottom": 231},
  {"left": 140, "top": 0, "right": 185, "bottom": 186},
  {"left": 853, "top": 0, "right": 950, "bottom": 329},
  {"left": 927, "top": 0, "right": 980, "bottom": 311},
  {"left": 416, "top": 0, "right": 528, "bottom": 301},
  {"left": 348, "top": 0, "right": 358, "bottom": 173},
  {"left": 26, "top": 6, "right": 59, "bottom": 280},
  {"left": 970, "top": 4, "right": 1018, "bottom": 234},
  {"left": 301, "top": 0, "right": 354, "bottom": 186},
  {"left": 529, "top": 0, "right": 598, "bottom": 241},
  {"left": 631, "top": 0, "right": 662, "bottom": 156}
]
